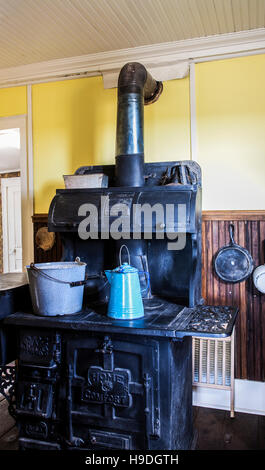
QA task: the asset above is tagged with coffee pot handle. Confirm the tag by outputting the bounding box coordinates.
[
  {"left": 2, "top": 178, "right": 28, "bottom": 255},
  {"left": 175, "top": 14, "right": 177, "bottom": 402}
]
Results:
[
  {"left": 119, "top": 244, "right": 131, "bottom": 266},
  {"left": 119, "top": 245, "right": 150, "bottom": 294},
  {"left": 138, "top": 271, "right": 150, "bottom": 294}
]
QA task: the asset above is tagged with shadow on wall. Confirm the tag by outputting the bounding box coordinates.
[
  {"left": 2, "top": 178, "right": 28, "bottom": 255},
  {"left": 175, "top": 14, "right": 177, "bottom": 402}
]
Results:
[
  {"left": 33, "top": 77, "right": 117, "bottom": 210},
  {"left": 33, "top": 75, "right": 190, "bottom": 213},
  {"left": 70, "top": 78, "right": 116, "bottom": 172}
]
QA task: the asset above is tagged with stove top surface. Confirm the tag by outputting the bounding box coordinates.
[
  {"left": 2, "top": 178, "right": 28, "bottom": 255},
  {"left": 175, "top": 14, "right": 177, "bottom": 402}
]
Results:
[{"left": 4, "top": 297, "right": 238, "bottom": 338}]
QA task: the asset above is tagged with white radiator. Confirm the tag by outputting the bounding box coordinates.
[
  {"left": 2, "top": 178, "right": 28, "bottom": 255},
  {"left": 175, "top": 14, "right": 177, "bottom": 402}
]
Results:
[{"left": 192, "top": 328, "right": 235, "bottom": 417}]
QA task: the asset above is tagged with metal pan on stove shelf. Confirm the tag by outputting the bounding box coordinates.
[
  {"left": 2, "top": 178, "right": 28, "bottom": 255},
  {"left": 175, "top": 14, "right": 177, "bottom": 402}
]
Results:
[{"left": 214, "top": 223, "right": 254, "bottom": 283}]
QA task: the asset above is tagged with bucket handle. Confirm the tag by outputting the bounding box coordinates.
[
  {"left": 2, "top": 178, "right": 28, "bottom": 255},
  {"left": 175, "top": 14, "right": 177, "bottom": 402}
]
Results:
[{"left": 29, "top": 260, "right": 98, "bottom": 288}]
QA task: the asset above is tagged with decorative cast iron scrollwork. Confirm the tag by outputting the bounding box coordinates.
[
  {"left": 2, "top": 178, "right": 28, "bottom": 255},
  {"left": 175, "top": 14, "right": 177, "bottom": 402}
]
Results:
[
  {"left": 21, "top": 335, "right": 50, "bottom": 357},
  {"left": 96, "top": 336, "right": 113, "bottom": 355},
  {"left": 0, "top": 365, "right": 17, "bottom": 418}
]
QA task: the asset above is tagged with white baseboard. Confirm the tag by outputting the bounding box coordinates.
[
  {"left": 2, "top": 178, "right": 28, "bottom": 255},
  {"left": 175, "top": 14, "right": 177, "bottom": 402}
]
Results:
[{"left": 193, "top": 379, "right": 265, "bottom": 416}]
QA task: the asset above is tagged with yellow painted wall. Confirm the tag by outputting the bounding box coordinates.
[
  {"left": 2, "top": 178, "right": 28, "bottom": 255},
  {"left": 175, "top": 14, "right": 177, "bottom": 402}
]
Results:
[
  {"left": 32, "top": 77, "right": 116, "bottom": 212},
  {"left": 195, "top": 54, "right": 265, "bottom": 210},
  {"left": 0, "top": 86, "right": 27, "bottom": 117},
  {"left": 32, "top": 76, "right": 190, "bottom": 213},
  {"left": 1, "top": 54, "right": 264, "bottom": 213}
]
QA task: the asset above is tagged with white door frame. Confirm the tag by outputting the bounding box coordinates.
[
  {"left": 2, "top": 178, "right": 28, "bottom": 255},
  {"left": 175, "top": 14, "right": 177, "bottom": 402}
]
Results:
[
  {"left": 0, "top": 114, "right": 34, "bottom": 270},
  {"left": 1, "top": 176, "right": 22, "bottom": 272}
]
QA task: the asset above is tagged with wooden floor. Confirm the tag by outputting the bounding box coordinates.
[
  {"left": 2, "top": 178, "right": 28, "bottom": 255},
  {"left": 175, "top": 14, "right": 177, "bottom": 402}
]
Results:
[
  {"left": 0, "top": 395, "right": 18, "bottom": 450},
  {"left": 193, "top": 406, "right": 265, "bottom": 450},
  {"left": 0, "top": 397, "right": 264, "bottom": 451}
]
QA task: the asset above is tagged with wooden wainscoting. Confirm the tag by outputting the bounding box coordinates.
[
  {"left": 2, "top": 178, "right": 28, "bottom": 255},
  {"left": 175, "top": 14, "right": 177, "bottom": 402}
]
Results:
[
  {"left": 202, "top": 211, "right": 265, "bottom": 382},
  {"left": 32, "top": 211, "right": 265, "bottom": 382},
  {"left": 32, "top": 214, "right": 62, "bottom": 263}
]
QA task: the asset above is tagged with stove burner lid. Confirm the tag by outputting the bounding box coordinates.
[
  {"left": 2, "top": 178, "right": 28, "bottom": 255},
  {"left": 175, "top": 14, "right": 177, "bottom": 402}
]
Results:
[{"left": 143, "top": 298, "right": 164, "bottom": 310}]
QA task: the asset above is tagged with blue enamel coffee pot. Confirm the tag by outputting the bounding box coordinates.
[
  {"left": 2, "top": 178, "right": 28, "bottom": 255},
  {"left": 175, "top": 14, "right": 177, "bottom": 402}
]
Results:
[{"left": 104, "top": 245, "right": 148, "bottom": 320}]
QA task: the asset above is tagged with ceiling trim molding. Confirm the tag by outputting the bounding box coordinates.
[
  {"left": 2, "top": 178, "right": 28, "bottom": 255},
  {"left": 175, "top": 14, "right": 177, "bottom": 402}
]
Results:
[{"left": 0, "top": 28, "right": 264, "bottom": 88}]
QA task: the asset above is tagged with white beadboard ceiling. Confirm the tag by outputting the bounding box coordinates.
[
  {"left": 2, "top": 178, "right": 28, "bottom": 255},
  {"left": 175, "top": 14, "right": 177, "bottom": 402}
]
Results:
[{"left": 0, "top": 0, "right": 265, "bottom": 70}]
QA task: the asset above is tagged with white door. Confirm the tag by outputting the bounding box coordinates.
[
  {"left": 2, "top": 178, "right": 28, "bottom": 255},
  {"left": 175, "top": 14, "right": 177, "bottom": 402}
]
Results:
[{"left": 1, "top": 177, "right": 22, "bottom": 272}]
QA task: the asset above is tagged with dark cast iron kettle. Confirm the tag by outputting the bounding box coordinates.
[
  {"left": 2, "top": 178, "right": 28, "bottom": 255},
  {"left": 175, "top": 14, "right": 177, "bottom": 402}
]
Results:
[{"left": 214, "top": 223, "right": 254, "bottom": 283}]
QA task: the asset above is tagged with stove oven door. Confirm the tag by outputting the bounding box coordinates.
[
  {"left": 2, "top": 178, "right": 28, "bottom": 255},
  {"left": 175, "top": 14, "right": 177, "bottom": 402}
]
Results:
[{"left": 65, "top": 333, "right": 160, "bottom": 450}]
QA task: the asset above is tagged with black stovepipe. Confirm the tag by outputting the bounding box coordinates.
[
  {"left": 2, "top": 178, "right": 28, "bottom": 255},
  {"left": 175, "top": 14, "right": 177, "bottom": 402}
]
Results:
[
  {"left": 115, "top": 62, "right": 163, "bottom": 187},
  {"left": 114, "top": 63, "right": 163, "bottom": 299}
]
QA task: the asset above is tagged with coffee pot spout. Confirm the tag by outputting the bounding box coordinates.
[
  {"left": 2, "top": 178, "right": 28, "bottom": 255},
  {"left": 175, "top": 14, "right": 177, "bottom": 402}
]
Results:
[{"left": 105, "top": 270, "right": 112, "bottom": 284}]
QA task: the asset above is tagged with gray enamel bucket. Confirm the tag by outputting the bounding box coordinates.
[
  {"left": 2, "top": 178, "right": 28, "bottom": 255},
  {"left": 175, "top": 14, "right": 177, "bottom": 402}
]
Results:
[{"left": 26, "top": 260, "right": 86, "bottom": 316}]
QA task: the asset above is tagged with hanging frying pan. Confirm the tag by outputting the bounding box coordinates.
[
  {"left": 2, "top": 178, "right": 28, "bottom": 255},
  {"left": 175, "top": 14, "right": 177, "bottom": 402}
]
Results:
[{"left": 214, "top": 223, "right": 254, "bottom": 283}]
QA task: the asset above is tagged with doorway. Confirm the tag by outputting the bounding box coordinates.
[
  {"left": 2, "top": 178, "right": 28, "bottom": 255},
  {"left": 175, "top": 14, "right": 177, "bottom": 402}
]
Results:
[
  {"left": 1, "top": 176, "right": 22, "bottom": 272},
  {"left": 0, "top": 116, "right": 33, "bottom": 272}
]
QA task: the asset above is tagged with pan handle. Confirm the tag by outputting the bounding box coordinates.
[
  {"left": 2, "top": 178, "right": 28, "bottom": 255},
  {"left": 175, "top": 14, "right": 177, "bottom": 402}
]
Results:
[{"left": 229, "top": 223, "right": 235, "bottom": 245}]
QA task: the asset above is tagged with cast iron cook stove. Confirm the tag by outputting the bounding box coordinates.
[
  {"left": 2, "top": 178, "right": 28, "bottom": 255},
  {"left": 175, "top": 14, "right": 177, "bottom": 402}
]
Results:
[{"left": 3, "top": 63, "right": 238, "bottom": 451}]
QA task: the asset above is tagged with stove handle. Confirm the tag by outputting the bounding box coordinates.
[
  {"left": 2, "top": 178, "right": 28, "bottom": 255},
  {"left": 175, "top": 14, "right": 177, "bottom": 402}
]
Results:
[
  {"left": 20, "top": 363, "right": 57, "bottom": 370},
  {"left": 143, "top": 372, "right": 152, "bottom": 448},
  {"left": 65, "top": 363, "right": 84, "bottom": 448}
]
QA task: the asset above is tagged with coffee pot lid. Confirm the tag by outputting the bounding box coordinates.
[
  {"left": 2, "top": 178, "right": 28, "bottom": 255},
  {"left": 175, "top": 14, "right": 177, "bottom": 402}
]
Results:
[{"left": 113, "top": 262, "right": 138, "bottom": 273}]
